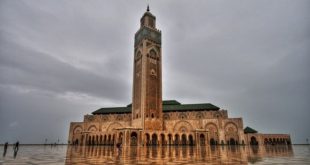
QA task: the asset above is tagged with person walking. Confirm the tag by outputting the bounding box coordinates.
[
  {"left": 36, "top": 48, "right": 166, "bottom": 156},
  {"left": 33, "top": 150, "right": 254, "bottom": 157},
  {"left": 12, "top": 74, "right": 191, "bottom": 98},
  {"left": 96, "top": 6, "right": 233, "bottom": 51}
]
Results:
[
  {"left": 3, "top": 142, "right": 8, "bottom": 157},
  {"left": 13, "top": 141, "right": 19, "bottom": 159},
  {"left": 14, "top": 141, "right": 19, "bottom": 152}
]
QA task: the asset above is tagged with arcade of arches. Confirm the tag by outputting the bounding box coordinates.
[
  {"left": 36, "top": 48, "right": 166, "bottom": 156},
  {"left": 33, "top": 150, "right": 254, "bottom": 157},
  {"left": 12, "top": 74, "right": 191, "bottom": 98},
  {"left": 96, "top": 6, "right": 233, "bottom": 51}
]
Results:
[{"left": 69, "top": 111, "right": 291, "bottom": 146}]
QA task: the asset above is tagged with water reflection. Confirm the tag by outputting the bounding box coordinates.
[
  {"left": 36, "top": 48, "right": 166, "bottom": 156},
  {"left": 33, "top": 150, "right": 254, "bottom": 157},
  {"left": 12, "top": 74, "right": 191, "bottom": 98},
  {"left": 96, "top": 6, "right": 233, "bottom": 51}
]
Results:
[{"left": 65, "top": 145, "right": 293, "bottom": 164}]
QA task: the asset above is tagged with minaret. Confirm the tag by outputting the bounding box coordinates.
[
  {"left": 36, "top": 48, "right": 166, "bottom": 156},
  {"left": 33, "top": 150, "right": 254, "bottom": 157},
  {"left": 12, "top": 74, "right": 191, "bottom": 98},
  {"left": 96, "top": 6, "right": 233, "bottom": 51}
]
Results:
[{"left": 132, "top": 6, "right": 163, "bottom": 130}]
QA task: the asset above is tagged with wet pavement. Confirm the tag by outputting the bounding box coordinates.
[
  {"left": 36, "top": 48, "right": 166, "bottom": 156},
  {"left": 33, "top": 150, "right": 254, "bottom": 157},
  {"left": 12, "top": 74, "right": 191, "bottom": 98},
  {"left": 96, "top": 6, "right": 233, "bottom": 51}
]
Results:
[{"left": 1, "top": 145, "right": 309, "bottom": 164}]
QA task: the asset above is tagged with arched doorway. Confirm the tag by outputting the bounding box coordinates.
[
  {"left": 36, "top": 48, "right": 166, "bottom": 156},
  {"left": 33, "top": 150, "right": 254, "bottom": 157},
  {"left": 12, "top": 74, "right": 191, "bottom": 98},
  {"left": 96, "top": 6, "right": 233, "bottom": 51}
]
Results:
[
  {"left": 87, "top": 136, "right": 91, "bottom": 145},
  {"left": 92, "top": 136, "right": 95, "bottom": 145},
  {"left": 281, "top": 138, "right": 285, "bottom": 144},
  {"left": 210, "top": 138, "right": 216, "bottom": 145},
  {"left": 75, "top": 139, "right": 79, "bottom": 145},
  {"left": 130, "top": 132, "right": 138, "bottom": 146},
  {"left": 250, "top": 136, "right": 258, "bottom": 145},
  {"left": 100, "top": 135, "right": 102, "bottom": 145},
  {"left": 81, "top": 135, "right": 84, "bottom": 145},
  {"left": 175, "top": 134, "right": 180, "bottom": 145},
  {"left": 118, "top": 132, "right": 123, "bottom": 144},
  {"left": 188, "top": 135, "right": 194, "bottom": 145},
  {"left": 168, "top": 134, "right": 172, "bottom": 145},
  {"left": 200, "top": 134, "right": 205, "bottom": 145},
  {"left": 181, "top": 134, "right": 187, "bottom": 145},
  {"left": 108, "top": 135, "right": 111, "bottom": 145},
  {"left": 112, "top": 134, "right": 115, "bottom": 145},
  {"left": 229, "top": 138, "right": 236, "bottom": 145},
  {"left": 104, "top": 135, "right": 107, "bottom": 145},
  {"left": 145, "top": 133, "right": 150, "bottom": 146},
  {"left": 160, "top": 134, "right": 165, "bottom": 145},
  {"left": 152, "top": 134, "right": 158, "bottom": 145}
]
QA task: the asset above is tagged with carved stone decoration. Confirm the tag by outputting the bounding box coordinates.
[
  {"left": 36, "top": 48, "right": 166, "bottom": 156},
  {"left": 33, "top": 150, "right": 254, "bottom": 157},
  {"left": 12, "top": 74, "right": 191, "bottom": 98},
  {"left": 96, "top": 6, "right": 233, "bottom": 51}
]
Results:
[
  {"left": 173, "top": 121, "right": 193, "bottom": 132},
  {"left": 205, "top": 123, "right": 218, "bottom": 136},
  {"left": 106, "top": 122, "right": 123, "bottom": 132},
  {"left": 116, "top": 115, "right": 123, "bottom": 121},
  {"left": 163, "top": 113, "right": 170, "bottom": 120},
  {"left": 86, "top": 115, "right": 95, "bottom": 122},
  {"left": 101, "top": 115, "right": 108, "bottom": 122},
  {"left": 73, "top": 126, "right": 83, "bottom": 134},
  {"left": 225, "top": 123, "right": 238, "bottom": 134},
  {"left": 214, "top": 112, "right": 222, "bottom": 118},
  {"left": 88, "top": 125, "right": 97, "bottom": 132},
  {"left": 224, "top": 122, "right": 239, "bottom": 143},
  {"left": 196, "top": 112, "right": 204, "bottom": 119},
  {"left": 144, "top": 120, "right": 162, "bottom": 130},
  {"left": 178, "top": 113, "right": 187, "bottom": 120}
]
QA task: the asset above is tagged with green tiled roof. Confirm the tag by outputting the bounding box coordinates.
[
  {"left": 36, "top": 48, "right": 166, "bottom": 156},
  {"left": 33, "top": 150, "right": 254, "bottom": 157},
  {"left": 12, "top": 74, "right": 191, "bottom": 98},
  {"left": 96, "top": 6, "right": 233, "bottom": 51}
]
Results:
[
  {"left": 163, "top": 103, "right": 219, "bottom": 112},
  {"left": 92, "top": 100, "right": 219, "bottom": 115},
  {"left": 162, "top": 100, "right": 181, "bottom": 105},
  {"left": 244, "top": 126, "right": 258, "bottom": 134},
  {"left": 126, "top": 100, "right": 181, "bottom": 108},
  {"left": 93, "top": 107, "right": 131, "bottom": 114}
]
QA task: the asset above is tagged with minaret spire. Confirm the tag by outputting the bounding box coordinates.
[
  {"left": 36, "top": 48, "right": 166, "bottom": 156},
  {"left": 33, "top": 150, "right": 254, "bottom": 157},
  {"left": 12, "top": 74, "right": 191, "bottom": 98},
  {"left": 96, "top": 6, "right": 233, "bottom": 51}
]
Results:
[{"left": 147, "top": 4, "right": 150, "bottom": 12}]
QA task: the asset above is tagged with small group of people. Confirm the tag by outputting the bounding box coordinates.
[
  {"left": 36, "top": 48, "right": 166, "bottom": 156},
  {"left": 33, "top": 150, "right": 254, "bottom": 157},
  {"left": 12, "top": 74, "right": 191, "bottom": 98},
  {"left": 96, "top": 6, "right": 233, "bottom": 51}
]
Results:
[{"left": 3, "top": 141, "right": 19, "bottom": 158}]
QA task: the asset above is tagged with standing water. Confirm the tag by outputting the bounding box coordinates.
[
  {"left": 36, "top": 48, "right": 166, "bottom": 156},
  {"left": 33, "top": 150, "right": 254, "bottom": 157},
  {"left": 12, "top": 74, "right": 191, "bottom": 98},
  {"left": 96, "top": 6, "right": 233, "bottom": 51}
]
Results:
[{"left": 1, "top": 145, "right": 310, "bottom": 164}]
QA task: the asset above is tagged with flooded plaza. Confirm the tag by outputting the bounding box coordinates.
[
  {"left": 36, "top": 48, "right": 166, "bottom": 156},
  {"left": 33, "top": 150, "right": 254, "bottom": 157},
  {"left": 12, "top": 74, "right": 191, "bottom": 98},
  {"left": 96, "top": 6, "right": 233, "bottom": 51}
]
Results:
[{"left": 1, "top": 145, "right": 310, "bottom": 164}]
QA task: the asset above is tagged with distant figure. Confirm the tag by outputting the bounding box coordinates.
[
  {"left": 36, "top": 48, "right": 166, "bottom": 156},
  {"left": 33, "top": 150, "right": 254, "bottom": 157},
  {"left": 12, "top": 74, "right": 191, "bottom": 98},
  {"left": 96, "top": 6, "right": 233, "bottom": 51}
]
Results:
[
  {"left": 3, "top": 142, "right": 8, "bottom": 157},
  {"left": 116, "top": 142, "right": 122, "bottom": 153},
  {"left": 14, "top": 141, "right": 19, "bottom": 152},
  {"left": 13, "top": 141, "right": 19, "bottom": 159}
]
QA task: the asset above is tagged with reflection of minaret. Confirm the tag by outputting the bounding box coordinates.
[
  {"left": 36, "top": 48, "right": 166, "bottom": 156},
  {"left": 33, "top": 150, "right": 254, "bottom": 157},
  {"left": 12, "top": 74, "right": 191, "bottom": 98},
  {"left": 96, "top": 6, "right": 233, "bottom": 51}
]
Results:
[{"left": 132, "top": 6, "right": 163, "bottom": 130}]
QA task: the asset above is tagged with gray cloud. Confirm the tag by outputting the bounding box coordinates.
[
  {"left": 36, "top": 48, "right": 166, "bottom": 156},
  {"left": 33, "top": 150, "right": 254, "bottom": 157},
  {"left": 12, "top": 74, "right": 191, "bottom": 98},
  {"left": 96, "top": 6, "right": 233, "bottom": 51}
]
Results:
[
  {"left": 0, "top": 0, "right": 309, "bottom": 144},
  {"left": 0, "top": 36, "right": 129, "bottom": 101}
]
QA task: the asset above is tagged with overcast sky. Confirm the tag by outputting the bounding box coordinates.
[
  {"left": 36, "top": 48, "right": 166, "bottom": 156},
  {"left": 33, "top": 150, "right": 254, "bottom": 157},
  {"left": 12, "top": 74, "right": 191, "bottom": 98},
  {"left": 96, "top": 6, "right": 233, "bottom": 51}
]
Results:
[{"left": 0, "top": 0, "right": 309, "bottom": 144}]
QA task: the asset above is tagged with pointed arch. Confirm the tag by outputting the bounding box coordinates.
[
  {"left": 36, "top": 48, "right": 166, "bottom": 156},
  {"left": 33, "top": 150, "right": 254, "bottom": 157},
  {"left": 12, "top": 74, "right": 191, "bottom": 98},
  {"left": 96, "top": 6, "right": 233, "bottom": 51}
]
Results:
[
  {"left": 130, "top": 132, "right": 138, "bottom": 146},
  {"left": 224, "top": 122, "right": 238, "bottom": 132},
  {"left": 88, "top": 125, "right": 97, "bottom": 132},
  {"left": 205, "top": 122, "right": 219, "bottom": 145},
  {"left": 136, "top": 51, "right": 142, "bottom": 59},
  {"left": 173, "top": 121, "right": 193, "bottom": 132},
  {"left": 224, "top": 122, "right": 239, "bottom": 145},
  {"left": 106, "top": 122, "right": 123, "bottom": 132},
  {"left": 73, "top": 126, "right": 83, "bottom": 134},
  {"left": 149, "top": 48, "right": 158, "bottom": 57}
]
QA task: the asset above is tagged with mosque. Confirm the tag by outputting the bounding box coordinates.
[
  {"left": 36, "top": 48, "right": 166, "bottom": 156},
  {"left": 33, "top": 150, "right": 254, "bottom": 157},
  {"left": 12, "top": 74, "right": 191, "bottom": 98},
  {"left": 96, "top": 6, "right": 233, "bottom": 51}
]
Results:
[{"left": 68, "top": 6, "right": 291, "bottom": 146}]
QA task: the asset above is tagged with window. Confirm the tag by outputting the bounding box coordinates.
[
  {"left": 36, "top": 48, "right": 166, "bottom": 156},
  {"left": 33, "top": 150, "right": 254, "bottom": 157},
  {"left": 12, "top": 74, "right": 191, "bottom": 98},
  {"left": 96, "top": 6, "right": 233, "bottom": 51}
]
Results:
[{"left": 149, "top": 18, "right": 154, "bottom": 27}]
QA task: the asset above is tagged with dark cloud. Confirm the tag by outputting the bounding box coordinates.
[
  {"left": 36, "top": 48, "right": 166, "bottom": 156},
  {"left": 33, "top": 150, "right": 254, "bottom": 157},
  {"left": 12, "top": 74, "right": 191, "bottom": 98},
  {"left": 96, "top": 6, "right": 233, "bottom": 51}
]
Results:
[
  {"left": 0, "top": 36, "right": 128, "bottom": 101},
  {"left": 0, "top": 0, "right": 309, "bottom": 144}
]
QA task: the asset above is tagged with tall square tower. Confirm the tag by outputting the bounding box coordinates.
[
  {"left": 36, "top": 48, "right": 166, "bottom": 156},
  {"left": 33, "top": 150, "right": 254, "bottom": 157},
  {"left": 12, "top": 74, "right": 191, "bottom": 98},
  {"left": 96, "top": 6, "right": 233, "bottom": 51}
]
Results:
[{"left": 132, "top": 6, "right": 163, "bottom": 130}]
